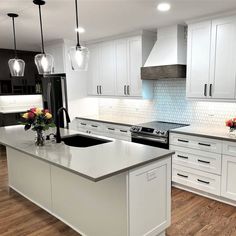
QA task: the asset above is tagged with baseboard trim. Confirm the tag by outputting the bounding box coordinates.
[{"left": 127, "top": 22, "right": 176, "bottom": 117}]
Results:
[{"left": 172, "top": 182, "right": 236, "bottom": 207}]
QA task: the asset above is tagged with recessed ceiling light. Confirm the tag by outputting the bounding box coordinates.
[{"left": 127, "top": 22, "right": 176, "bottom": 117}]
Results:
[
  {"left": 75, "top": 27, "right": 85, "bottom": 33},
  {"left": 157, "top": 2, "right": 171, "bottom": 12}
]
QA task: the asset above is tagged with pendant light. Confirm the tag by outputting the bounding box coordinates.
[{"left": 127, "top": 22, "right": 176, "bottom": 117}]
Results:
[
  {"left": 69, "top": 0, "right": 89, "bottom": 71},
  {"left": 33, "top": 0, "right": 53, "bottom": 75},
  {"left": 8, "top": 13, "right": 25, "bottom": 77}
]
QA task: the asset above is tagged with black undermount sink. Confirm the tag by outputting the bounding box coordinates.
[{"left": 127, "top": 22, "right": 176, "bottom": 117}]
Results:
[{"left": 61, "top": 134, "right": 112, "bottom": 148}]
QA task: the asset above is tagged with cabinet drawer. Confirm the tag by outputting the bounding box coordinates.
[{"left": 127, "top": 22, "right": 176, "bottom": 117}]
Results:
[
  {"left": 170, "top": 133, "right": 222, "bottom": 153},
  {"left": 172, "top": 164, "right": 221, "bottom": 195},
  {"left": 170, "top": 145, "right": 222, "bottom": 175},
  {"left": 223, "top": 141, "right": 236, "bottom": 156}
]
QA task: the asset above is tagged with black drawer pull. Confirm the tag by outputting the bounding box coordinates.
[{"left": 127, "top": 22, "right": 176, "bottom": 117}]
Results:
[
  {"left": 80, "top": 123, "right": 86, "bottom": 126},
  {"left": 120, "top": 130, "right": 128, "bottom": 133},
  {"left": 177, "top": 155, "right": 188, "bottom": 159},
  {"left": 177, "top": 173, "right": 188, "bottom": 178},
  {"left": 198, "top": 142, "right": 211, "bottom": 147},
  {"left": 198, "top": 159, "right": 210, "bottom": 164},
  {"left": 197, "top": 179, "right": 210, "bottom": 185},
  {"left": 178, "top": 139, "right": 189, "bottom": 143},
  {"left": 91, "top": 125, "right": 98, "bottom": 128},
  {"left": 108, "top": 128, "right": 115, "bottom": 131}
]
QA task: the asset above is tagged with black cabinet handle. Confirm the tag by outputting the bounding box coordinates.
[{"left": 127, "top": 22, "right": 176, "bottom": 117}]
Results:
[
  {"left": 204, "top": 84, "right": 207, "bottom": 96},
  {"left": 178, "top": 139, "right": 189, "bottom": 143},
  {"left": 124, "top": 85, "right": 127, "bottom": 95},
  {"left": 91, "top": 125, "right": 98, "bottom": 128},
  {"left": 197, "top": 179, "right": 210, "bottom": 185},
  {"left": 97, "top": 86, "right": 99, "bottom": 95},
  {"left": 127, "top": 85, "right": 130, "bottom": 95},
  {"left": 198, "top": 159, "right": 210, "bottom": 164},
  {"left": 198, "top": 142, "right": 211, "bottom": 147},
  {"left": 108, "top": 128, "right": 115, "bottom": 131},
  {"left": 100, "top": 86, "right": 102, "bottom": 95},
  {"left": 209, "top": 84, "right": 213, "bottom": 97},
  {"left": 177, "top": 154, "right": 188, "bottom": 159},
  {"left": 120, "top": 130, "right": 128, "bottom": 133},
  {"left": 177, "top": 173, "right": 188, "bottom": 178},
  {"left": 80, "top": 123, "right": 86, "bottom": 126}
]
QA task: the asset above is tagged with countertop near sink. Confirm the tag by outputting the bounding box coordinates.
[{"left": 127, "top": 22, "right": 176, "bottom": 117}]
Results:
[
  {"left": 0, "top": 126, "right": 173, "bottom": 182},
  {"left": 170, "top": 125, "right": 236, "bottom": 142}
]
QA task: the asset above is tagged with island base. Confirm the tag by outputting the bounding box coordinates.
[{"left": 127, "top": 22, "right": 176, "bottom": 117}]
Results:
[{"left": 7, "top": 147, "right": 171, "bottom": 236}]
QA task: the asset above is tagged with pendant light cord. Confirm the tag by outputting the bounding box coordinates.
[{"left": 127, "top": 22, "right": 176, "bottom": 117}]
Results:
[
  {"left": 38, "top": 4, "right": 45, "bottom": 54},
  {"left": 12, "top": 17, "right": 17, "bottom": 58},
  {"left": 75, "top": 0, "right": 81, "bottom": 48}
]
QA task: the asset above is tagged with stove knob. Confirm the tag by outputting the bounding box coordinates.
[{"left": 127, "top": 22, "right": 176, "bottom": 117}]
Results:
[
  {"left": 155, "top": 130, "right": 160, "bottom": 134},
  {"left": 160, "top": 131, "right": 165, "bottom": 135}
]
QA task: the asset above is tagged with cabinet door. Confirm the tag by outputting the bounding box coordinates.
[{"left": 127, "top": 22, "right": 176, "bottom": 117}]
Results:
[
  {"left": 221, "top": 155, "right": 236, "bottom": 201},
  {"left": 186, "top": 21, "right": 211, "bottom": 98},
  {"left": 209, "top": 16, "right": 236, "bottom": 99},
  {"left": 87, "top": 44, "right": 100, "bottom": 95},
  {"left": 115, "top": 39, "right": 128, "bottom": 96},
  {"left": 128, "top": 36, "right": 142, "bottom": 97},
  {"left": 100, "top": 41, "right": 116, "bottom": 95}
]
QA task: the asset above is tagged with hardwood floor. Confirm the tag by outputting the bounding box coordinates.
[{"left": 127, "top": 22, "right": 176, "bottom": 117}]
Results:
[{"left": 0, "top": 146, "right": 236, "bottom": 236}]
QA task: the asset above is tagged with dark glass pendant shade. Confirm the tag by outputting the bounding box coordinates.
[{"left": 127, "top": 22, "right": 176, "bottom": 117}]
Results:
[
  {"left": 69, "top": 0, "right": 89, "bottom": 71},
  {"left": 33, "top": 0, "right": 54, "bottom": 75},
  {"left": 8, "top": 13, "right": 25, "bottom": 77}
]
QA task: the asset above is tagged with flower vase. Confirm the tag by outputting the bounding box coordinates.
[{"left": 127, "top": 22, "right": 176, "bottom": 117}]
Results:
[
  {"left": 35, "top": 129, "right": 45, "bottom": 146},
  {"left": 229, "top": 128, "right": 236, "bottom": 138}
]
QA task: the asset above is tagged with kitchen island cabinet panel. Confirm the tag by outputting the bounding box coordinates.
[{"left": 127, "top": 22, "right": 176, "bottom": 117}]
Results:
[{"left": 7, "top": 148, "right": 52, "bottom": 211}]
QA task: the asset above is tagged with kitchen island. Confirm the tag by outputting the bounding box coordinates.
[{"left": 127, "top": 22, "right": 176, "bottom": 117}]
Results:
[{"left": 0, "top": 126, "right": 173, "bottom": 236}]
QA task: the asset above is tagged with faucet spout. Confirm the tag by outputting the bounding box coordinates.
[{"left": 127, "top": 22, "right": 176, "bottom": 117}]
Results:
[{"left": 56, "top": 107, "right": 71, "bottom": 143}]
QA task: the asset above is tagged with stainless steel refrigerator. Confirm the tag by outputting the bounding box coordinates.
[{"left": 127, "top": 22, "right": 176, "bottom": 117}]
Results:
[{"left": 41, "top": 73, "right": 68, "bottom": 128}]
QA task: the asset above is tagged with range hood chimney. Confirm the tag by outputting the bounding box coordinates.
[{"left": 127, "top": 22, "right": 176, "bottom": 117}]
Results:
[{"left": 141, "top": 25, "right": 187, "bottom": 80}]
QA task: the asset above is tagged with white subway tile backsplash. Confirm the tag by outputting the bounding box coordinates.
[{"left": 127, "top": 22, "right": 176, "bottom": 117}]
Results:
[{"left": 97, "top": 79, "right": 236, "bottom": 127}]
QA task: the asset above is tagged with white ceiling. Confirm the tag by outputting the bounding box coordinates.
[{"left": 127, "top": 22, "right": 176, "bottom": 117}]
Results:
[{"left": 1, "top": 0, "right": 236, "bottom": 51}]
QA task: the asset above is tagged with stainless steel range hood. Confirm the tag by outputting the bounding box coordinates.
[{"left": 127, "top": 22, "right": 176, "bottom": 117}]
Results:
[{"left": 141, "top": 25, "right": 187, "bottom": 80}]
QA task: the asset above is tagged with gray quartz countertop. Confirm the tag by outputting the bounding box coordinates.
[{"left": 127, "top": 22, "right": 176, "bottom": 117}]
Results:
[
  {"left": 0, "top": 126, "right": 173, "bottom": 182},
  {"left": 170, "top": 125, "right": 236, "bottom": 142}
]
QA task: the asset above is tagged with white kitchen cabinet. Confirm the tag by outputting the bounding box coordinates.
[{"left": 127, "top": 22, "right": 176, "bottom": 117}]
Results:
[
  {"left": 87, "top": 41, "right": 116, "bottom": 96},
  {"left": 72, "top": 118, "right": 131, "bottom": 141},
  {"left": 186, "top": 14, "right": 236, "bottom": 100},
  {"left": 186, "top": 21, "right": 211, "bottom": 98},
  {"left": 221, "top": 154, "right": 236, "bottom": 201},
  {"left": 87, "top": 43, "right": 101, "bottom": 95},
  {"left": 100, "top": 41, "right": 116, "bottom": 95},
  {"left": 115, "top": 39, "right": 129, "bottom": 96},
  {"left": 87, "top": 31, "right": 155, "bottom": 98},
  {"left": 128, "top": 36, "right": 142, "bottom": 96},
  {"left": 209, "top": 15, "right": 236, "bottom": 99}
]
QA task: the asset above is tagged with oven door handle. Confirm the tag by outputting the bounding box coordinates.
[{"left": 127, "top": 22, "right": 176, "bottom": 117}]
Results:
[{"left": 132, "top": 135, "right": 167, "bottom": 144}]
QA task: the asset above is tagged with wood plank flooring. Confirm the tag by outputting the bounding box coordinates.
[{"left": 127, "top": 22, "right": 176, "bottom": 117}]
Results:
[{"left": 0, "top": 145, "right": 236, "bottom": 236}]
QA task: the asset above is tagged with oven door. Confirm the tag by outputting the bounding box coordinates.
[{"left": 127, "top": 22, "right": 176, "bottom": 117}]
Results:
[{"left": 131, "top": 133, "right": 169, "bottom": 149}]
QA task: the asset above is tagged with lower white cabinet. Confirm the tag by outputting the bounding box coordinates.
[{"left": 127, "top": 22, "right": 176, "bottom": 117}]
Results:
[
  {"left": 172, "top": 164, "right": 221, "bottom": 195},
  {"left": 221, "top": 154, "right": 236, "bottom": 201},
  {"left": 72, "top": 118, "right": 131, "bottom": 141},
  {"left": 170, "top": 131, "right": 236, "bottom": 205}
]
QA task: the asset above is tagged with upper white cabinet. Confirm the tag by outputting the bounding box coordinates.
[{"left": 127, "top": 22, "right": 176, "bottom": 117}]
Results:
[
  {"left": 186, "top": 15, "right": 236, "bottom": 100},
  {"left": 87, "top": 42, "right": 116, "bottom": 96},
  {"left": 186, "top": 21, "right": 211, "bottom": 98},
  {"left": 210, "top": 16, "right": 236, "bottom": 99},
  {"left": 87, "top": 31, "right": 156, "bottom": 98}
]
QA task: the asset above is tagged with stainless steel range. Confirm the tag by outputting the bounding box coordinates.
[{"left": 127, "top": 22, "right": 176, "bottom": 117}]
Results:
[{"left": 130, "top": 121, "right": 188, "bottom": 149}]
